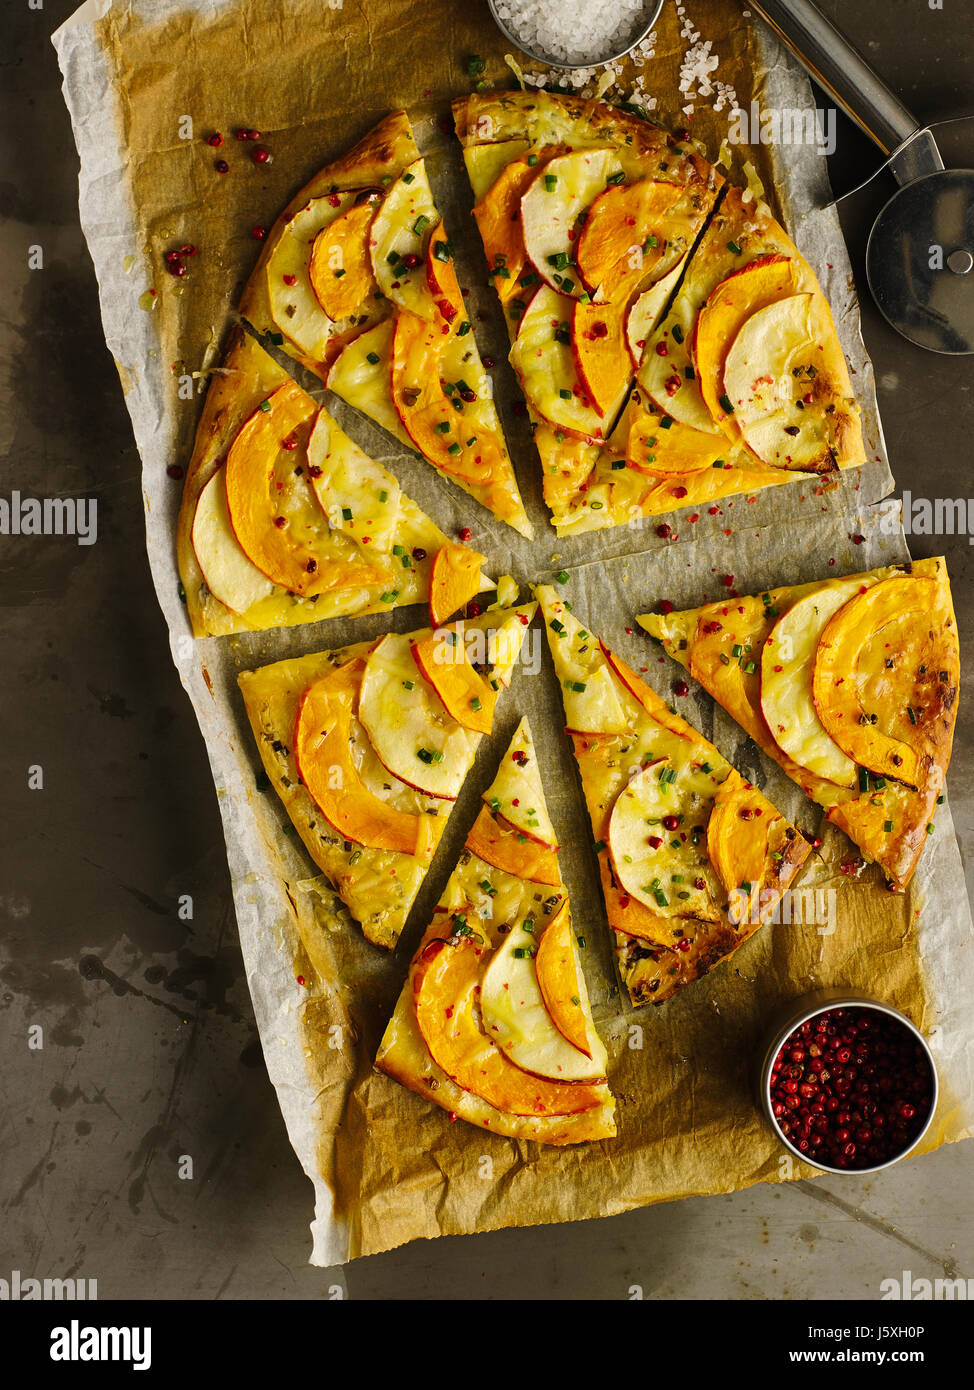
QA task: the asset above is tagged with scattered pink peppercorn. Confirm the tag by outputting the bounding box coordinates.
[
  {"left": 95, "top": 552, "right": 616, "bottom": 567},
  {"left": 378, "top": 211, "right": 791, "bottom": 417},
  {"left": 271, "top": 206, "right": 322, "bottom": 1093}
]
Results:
[
  {"left": 207, "top": 132, "right": 223, "bottom": 147},
  {"left": 251, "top": 225, "right": 267, "bottom": 240},
  {"left": 215, "top": 159, "right": 230, "bottom": 174},
  {"left": 458, "top": 526, "right": 472, "bottom": 542},
  {"left": 252, "top": 147, "right": 270, "bottom": 165}
]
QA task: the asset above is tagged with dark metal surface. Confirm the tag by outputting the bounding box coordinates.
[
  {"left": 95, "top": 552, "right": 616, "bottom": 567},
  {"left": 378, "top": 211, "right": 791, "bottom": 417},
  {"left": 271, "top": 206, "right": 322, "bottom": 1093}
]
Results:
[{"left": 1, "top": 0, "right": 972, "bottom": 1299}]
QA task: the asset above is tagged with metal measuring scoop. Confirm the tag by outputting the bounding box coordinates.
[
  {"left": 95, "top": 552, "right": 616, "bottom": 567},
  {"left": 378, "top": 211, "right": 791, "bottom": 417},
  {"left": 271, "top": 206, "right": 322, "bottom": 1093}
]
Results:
[
  {"left": 747, "top": 0, "right": 974, "bottom": 354},
  {"left": 487, "top": 0, "right": 664, "bottom": 70}
]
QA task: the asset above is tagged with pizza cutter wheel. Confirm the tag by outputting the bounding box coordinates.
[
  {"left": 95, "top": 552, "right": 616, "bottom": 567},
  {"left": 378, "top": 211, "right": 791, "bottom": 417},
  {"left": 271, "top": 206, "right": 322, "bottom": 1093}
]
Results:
[{"left": 748, "top": 0, "right": 974, "bottom": 354}]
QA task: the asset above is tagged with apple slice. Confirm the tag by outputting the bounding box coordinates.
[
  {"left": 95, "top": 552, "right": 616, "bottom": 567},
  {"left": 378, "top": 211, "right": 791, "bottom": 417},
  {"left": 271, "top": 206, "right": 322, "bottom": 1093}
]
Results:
[
  {"left": 391, "top": 310, "right": 507, "bottom": 488},
  {"left": 760, "top": 581, "right": 862, "bottom": 787},
  {"left": 327, "top": 318, "right": 411, "bottom": 445},
  {"left": 265, "top": 192, "right": 356, "bottom": 359},
  {"left": 370, "top": 160, "right": 441, "bottom": 320},
  {"left": 575, "top": 179, "right": 680, "bottom": 301},
  {"left": 626, "top": 403, "right": 727, "bottom": 475},
  {"left": 462, "top": 136, "right": 531, "bottom": 201},
  {"left": 606, "top": 760, "right": 719, "bottom": 919},
  {"left": 638, "top": 324, "right": 722, "bottom": 435},
  {"left": 411, "top": 632, "right": 496, "bottom": 735},
  {"left": 305, "top": 409, "right": 402, "bottom": 555},
  {"left": 542, "top": 592, "right": 629, "bottom": 734},
  {"left": 425, "top": 224, "right": 464, "bottom": 324},
  {"left": 308, "top": 199, "right": 378, "bottom": 322},
  {"left": 294, "top": 661, "right": 439, "bottom": 859},
  {"left": 519, "top": 148, "right": 616, "bottom": 297},
  {"left": 472, "top": 145, "right": 564, "bottom": 302},
  {"left": 570, "top": 297, "right": 632, "bottom": 418},
  {"left": 224, "top": 383, "right": 387, "bottom": 596},
  {"left": 535, "top": 902, "right": 603, "bottom": 1062},
  {"left": 624, "top": 256, "right": 687, "bottom": 369},
  {"left": 429, "top": 541, "right": 484, "bottom": 626},
  {"left": 695, "top": 254, "right": 798, "bottom": 430},
  {"left": 509, "top": 286, "right": 609, "bottom": 439},
  {"left": 191, "top": 468, "right": 275, "bottom": 614},
  {"left": 413, "top": 934, "right": 605, "bottom": 1115},
  {"left": 483, "top": 718, "right": 558, "bottom": 849},
  {"left": 358, "top": 631, "right": 478, "bottom": 800},
  {"left": 723, "top": 293, "right": 839, "bottom": 471},
  {"left": 813, "top": 576, "right": 947, "bottom": 787},
  {"left": 466, "top": 806, "right": 561, "bottom": 886},
  {"left": 480, "top": 907, "right": 606, "bottom": 1082}
]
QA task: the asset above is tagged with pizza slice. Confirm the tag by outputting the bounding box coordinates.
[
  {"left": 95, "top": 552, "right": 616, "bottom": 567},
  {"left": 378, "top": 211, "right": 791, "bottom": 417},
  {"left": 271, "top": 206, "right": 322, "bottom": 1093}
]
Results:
[
  {"left": 237, "top": 601, "right": 537, "bottom": 949},
  {"left": 177, "top": 328, "right": 498, "bottom": 637},
  {"left": 535, "top": 585, "right": 811, "bottom": 1006},
  {"left": 238, "top": 110, "right": 531, "bottom": 537},
  {"left": 452, "top": 89, "right": 723, "bottom": 536},
  {"left": 375, "top": 717, "right": 616, "bottom": 1144},
  {"left": 639, "top": 557, "right": 958, "bottom": 891},
  {"left": 561, "top": 187, "right": 867, "bottom": 534}
]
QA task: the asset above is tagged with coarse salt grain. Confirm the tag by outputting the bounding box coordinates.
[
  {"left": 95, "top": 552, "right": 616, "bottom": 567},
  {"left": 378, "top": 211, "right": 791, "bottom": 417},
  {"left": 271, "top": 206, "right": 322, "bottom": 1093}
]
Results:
[{"left": 494, "top": 0, "right": 652, "bottom": 66}]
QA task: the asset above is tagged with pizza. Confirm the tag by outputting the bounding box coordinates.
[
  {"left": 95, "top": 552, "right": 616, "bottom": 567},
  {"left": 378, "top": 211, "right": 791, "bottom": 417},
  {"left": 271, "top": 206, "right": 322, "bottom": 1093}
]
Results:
[
  {"left": 237, "top": 601, "right": 536, "bottom": 948},
  {"left": 238, "top": 109, "right": 532, "bottom": 538},
  {"left": 177, "top": 328, "right": 499, "bottom": 636},
  {"left": 639, "top": 557, "right": 958, "bottom": 891},
  {"left": 452, "top": 91, "right": 864, "bottom": 536},
  {"left": 375, "top": 717, "right": 616, "bottom": 1144},
  {"left": 536, "top": 585, "right": 812, "bottom": 1005}
]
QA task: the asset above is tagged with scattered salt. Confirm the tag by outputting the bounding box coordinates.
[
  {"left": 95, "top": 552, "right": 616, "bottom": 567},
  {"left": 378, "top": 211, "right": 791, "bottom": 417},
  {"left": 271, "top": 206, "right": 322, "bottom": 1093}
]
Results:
[{"left": 494, "top": 0, "right": 653, "bottom": 66}]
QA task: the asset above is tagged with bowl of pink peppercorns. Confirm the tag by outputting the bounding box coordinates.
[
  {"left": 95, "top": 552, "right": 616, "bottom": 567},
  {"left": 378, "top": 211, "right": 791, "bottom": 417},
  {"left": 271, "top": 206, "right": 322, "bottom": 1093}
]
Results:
[{"left": 759, "top": 994, "right": 938, "bottom": 1174}]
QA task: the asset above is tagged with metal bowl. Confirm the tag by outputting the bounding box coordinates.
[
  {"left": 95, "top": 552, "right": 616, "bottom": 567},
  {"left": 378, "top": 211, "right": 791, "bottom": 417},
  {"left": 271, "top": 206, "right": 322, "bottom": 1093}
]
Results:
[
  {"left": 487, "top": 0, "right": 664, "bottom": 71},
  {"left": 758, "top": 989, "right": 938, "bottom": 1175}
]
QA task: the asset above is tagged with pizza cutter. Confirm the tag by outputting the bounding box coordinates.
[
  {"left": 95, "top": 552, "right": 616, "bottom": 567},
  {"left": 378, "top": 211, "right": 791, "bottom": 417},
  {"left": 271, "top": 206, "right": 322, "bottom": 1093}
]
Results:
[{"left": 747, "top": 0, "right": 974, "bottom": 354}]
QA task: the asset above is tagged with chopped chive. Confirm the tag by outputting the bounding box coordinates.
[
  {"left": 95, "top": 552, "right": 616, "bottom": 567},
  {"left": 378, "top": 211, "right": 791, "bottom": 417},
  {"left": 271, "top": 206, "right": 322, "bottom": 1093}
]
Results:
[
  {"left": 366, "top": 351, "right": 380, "bottom": 364},
  {"left": 412, "top": 214, "right": 430, "bottom": 236}
]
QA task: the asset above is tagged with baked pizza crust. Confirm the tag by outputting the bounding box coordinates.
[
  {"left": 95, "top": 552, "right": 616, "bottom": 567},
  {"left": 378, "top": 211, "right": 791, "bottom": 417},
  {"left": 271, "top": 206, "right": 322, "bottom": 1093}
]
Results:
[
  {"left": 536, "top": 585, "right": 812, "bottom": 1005},
  {"left": 640, "top": 557, "right": 958, "bottom": 890}
]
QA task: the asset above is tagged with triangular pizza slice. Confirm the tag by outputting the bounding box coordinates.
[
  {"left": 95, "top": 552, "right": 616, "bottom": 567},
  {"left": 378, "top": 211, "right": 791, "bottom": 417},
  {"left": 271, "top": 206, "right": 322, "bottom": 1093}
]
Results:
[
  {"left": 238, "top": 110, "right": 532, "bottom": 537},
  {"left": 639, "top": 557, "right": 958, "bottom": 891},
  {"left": 452, "top": 89, "right": 723, "bottom": 536},
  {"left": 536, "top": 585, "right": 811, "bottom": 1006},
  {"left": 375, "top": 716, "right": 616, "bottom": 1144},
  {"left": 177, "top": 328, "right": 496, "bottom": 636},
  {"left": 237, "top": 601, "right": 537, "bottom": 948}
]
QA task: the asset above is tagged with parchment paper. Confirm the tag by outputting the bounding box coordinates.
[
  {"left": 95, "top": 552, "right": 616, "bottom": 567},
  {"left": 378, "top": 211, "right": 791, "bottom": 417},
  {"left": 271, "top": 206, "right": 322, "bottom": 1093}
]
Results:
[{"left": 53, "top": 0, "right": 974, "bottom": 1265}]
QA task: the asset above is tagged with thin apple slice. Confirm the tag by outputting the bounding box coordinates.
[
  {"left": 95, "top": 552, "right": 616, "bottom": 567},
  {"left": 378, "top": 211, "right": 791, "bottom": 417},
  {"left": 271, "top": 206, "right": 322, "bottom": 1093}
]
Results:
[
  {"left": 429, "top": 541, "right": 484, "bottom": 626},
  {"left": 624, "top": 256, "right": 687, "bottom": 369},
  {"left": 535, "top": 902, "right": 602, "bottom": 1062},
  {"left": 575, "top": 179, "right": 680, "bottom": 301},
  {"left": 694, "top": 254, "right": 798, "bottom": 430},
  {"left": 308, "top": 199, "right": 378, "bottom": 321},
  {"left": 462, "top": 137, "right": 532, "bottom": 201},
  {"left": 294, "top": 661, "right": 439, "bottom": 859},
  {"left": 391, "top": 309, "right": 507, "bottom": 488},
  {"left": 638, "top": 326, "right": 722, "bottom": 435},
  {"left": 425, "top": 223, "right": 464, "bottom": 324},
  {"left": 224, "top": 383, "right": 387, "bottom": 596},
  {"left": 760, "top": 581, "right": 862, "bottom": 787},
  {"left": 472, "top": 145, "right": 563, "bottom": 302},
  {"left": 370, "top": 160, "right": 441, "bottom": 320},
  {"left": 519, "top": 148, "right": 616, "bottom": 297},
  {"left": 483, "top": 718, "right": 558, "bottom": 849},
  {"left": 723, "top": 293, "right": 838, "bottom": 470},
  {"left": 812, "top": 576, "right": 947, "bottom": 787},
  {"left": 480, "top": 907, "right": 606, "bottom": 1082},
  {"left": 305, "top": 409, "right": 402, "bottom": 555},
  {"left": 192, "top": 468, "right": 275, "bottom": 614},
  {"left": 510, "top": 286, "right": 609, "bottom": 439},
  {"left": 571, "top": 297, "right": 631, "bottom": 418},
  {"left": 327, "top": 318, "right": 409, "bottom": 444},
  {"left": 413, "top": 935, "right": 605, "bottom": 1115},
  {"left": 626, "top": 403, "right": 728, "bottom": 475},
  {"left": 358, "top": 632, "right": 478, "bottom": 800},
  {"left": 606, "top": 760, "right": 719, "bottom": 919},
  {"left": 466, "top": 806, "right": 561, "bottom": 886},
  {"left": 542, "top": 591, "right": 629, "bottom": 734},
  {"left": 265, "top": 192, "right": 357, "bottom": 359},
  {"left": 411, "top": 633, "right": 496, "bottom": 735}
]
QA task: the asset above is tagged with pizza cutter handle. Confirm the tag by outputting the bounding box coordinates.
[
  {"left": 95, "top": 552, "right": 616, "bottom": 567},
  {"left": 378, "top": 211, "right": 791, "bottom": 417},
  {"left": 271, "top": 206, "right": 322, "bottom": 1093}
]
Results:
[{"left": 746, "top": 0, "right": 944, "bottom": 182}]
